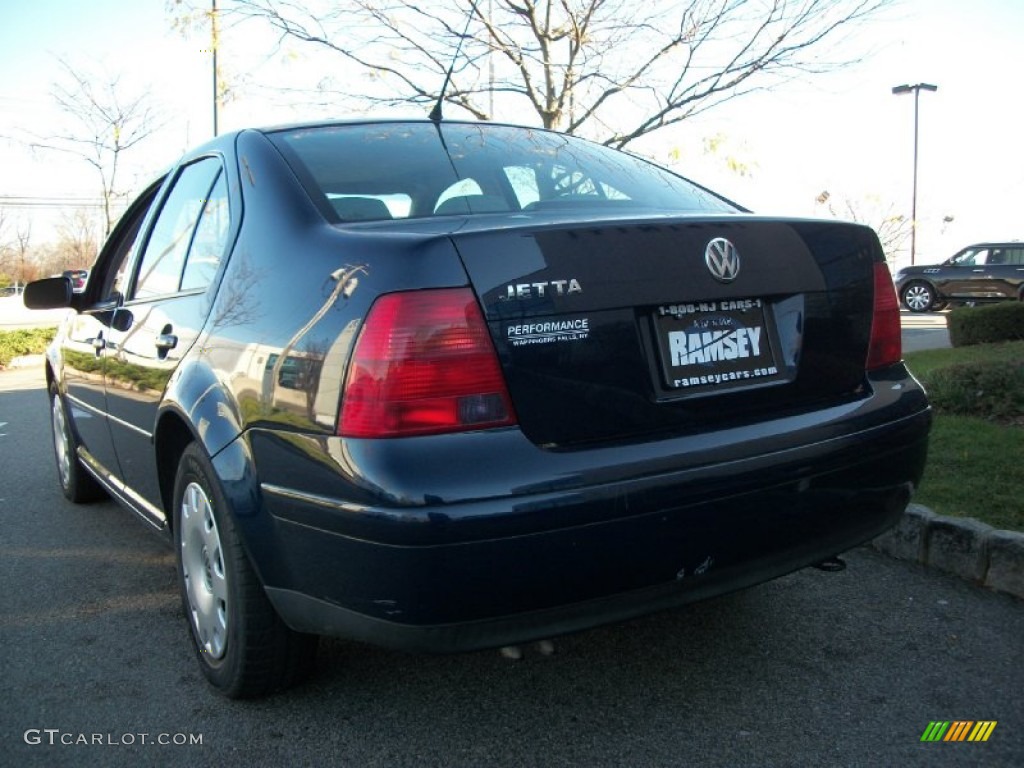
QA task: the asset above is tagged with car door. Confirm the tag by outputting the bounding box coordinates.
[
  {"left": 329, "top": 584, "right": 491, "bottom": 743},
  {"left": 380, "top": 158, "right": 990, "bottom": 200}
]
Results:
[
  {"left": 104, "top": 157, "right": 232, "bottom": 515},
  {"left": 59, "top": 186, "right": 157, "bottom": 481},
  {"left": 988, "top": 246, "right": 1024, "bottom": 299},
  {"left": 934, "top": 247, "right": 994, "bottom": 299}
]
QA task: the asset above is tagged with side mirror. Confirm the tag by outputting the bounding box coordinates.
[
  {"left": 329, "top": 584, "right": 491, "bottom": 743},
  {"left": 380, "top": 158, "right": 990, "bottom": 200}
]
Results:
[{"left": 23, "top": 277, "right": 73, "bottom": 310}]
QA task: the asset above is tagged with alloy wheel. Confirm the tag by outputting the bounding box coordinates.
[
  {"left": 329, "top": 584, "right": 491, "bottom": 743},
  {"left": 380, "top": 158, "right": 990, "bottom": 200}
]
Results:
[{"left": 902, "top": 283, "right": 933, "bottom": 312}]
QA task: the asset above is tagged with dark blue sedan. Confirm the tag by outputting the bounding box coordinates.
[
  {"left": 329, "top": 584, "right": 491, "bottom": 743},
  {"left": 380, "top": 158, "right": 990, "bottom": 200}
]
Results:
[{"left": 25, "top": 119, "right": 931, "bottom": 697}]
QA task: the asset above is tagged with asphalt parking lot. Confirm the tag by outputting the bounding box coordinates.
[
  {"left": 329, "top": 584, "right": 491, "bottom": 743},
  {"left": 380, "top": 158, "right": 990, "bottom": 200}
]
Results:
[
  {"left": 1, "top": 311, "right": 1021, "bottom": 767},
  {"left": 899, "top": 310, "right": 952, "bottom": 353}
]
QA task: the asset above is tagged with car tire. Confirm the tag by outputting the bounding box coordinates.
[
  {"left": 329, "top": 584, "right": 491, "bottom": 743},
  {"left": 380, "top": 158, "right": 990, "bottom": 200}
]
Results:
[
  {"left": 49, "top": 383, "right": 106, "bottom": 503},
  {"left": 173, "top": 442, "right": 318, "bottom": 698},
  {"left": 901, "top": 281, "right": 936, "bottom": 313}
]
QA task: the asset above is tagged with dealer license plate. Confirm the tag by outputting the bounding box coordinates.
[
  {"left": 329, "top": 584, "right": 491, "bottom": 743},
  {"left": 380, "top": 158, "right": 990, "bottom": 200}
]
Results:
[{"left": 652, "top": 298, "right": 782, "bottom": 392}]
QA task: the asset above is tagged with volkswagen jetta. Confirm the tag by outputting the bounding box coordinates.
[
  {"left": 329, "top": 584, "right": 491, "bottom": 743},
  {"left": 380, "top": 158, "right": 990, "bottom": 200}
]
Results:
[{"left": 25, "top": 119, "right": 931, "bottom": 697}]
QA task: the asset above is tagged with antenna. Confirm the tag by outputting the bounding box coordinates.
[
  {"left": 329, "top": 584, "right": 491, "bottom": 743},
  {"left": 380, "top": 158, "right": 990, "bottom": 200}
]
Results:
[{"left": 429, "top": 3, "right": 477, "bottom": 123}]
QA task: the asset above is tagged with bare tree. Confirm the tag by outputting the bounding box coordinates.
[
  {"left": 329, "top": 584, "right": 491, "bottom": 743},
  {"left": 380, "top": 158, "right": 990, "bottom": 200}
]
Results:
[
  {"left": 13, "top": 221, "right": 35, "bottom": 285},
  {"left": 55, "top": 209, "right": 102, "bottom": 269},
  {"left": 817, "top": 190, "right": 911, "bottom": 267},
  {"left": 214, "top": 0, "right": 889, "bottom": 149},
  {"left": 31, "top": 243, "right": 67, "bottom": 280},
  {"left": 678, "top": 132, "right": 760, "bottom": 178},
  {"left": 0, "top": 209, "right": 12, "bottom": 286},
  {"left": 30, "top": 59, "right": 164, "bottom": 237}
]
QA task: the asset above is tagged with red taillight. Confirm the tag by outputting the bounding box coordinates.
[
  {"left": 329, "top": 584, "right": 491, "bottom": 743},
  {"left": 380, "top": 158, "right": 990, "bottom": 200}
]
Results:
[
  {"left": 866, "top": 262, "right": 902, "bottom": 371},
  {"left": 339, "top": 288, "right": 517, "bottom": 438}
]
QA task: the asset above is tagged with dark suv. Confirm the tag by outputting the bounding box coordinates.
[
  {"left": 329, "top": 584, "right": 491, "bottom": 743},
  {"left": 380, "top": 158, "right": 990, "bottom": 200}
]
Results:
[{"left": 895, "top": 242, "right": 1024, "bottom": 312}]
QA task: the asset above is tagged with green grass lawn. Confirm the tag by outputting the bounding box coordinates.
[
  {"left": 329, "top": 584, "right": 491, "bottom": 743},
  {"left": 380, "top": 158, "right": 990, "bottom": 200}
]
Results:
[
  {"left": 905, "top": 341, "right": 1024, "bottom": 532},
  {"left": 903, "top": 341, "right": 1024, "bottom": 380},
  {"left": 912, "top": 415, "right": 1024, "bottom": 532}
]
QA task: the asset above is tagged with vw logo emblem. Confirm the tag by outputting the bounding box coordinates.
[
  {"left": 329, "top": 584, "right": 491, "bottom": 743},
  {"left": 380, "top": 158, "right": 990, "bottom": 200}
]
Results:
[{"left": 705, "top": 238, "right": 741, "bottom": 282}]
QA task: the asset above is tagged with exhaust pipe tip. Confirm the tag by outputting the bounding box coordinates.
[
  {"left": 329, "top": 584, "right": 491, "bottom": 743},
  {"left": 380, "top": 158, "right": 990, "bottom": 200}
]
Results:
[{"left": 812, "top": 556, "right": 847, "bottom": 572}]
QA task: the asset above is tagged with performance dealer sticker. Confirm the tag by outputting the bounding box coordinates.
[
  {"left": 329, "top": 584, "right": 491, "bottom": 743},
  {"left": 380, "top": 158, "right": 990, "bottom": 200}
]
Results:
[{"left": 507, "top": 317, "right": 590, "bottom": 347}]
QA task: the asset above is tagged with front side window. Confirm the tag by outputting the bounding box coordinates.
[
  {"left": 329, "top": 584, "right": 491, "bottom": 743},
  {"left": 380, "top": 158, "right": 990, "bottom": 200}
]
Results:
[
  {"left": 107, "top": 193, "right": 158, "bottom": 302},
  {"left": 951, "top": 248, "right": 989, "bottom": 267},
  {"left": 133, "top": 158, "right": 224, "bottom": 300}
]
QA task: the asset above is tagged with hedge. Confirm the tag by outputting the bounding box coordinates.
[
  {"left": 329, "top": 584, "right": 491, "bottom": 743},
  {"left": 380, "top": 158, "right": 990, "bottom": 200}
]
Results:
[
  {"left": 947, "top": 302, "right": 1024, "bottom": 347},
  {"left": 0, "top": 327, "right": 57, "bottom": 369},
  {"left": 923, "top": 359, "right": 1024, "bottom": 423}
]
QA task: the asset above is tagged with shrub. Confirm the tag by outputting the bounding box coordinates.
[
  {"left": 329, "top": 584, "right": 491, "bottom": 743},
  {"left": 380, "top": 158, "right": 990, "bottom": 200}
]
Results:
[
  {"left": 947, "top": 302, "right": 1024, "bottom": 347},
  {"left": 0, "top": 327, "right": 57, "bottom": 368},
  {"left": 922, "top": 359, "right": 1024, "bottom": 424}
]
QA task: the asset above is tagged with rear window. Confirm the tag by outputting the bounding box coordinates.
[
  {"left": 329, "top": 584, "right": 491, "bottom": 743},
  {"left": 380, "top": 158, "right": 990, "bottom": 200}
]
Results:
[{"left": 268, "top": 122, "right": 737, "bottom": 223}]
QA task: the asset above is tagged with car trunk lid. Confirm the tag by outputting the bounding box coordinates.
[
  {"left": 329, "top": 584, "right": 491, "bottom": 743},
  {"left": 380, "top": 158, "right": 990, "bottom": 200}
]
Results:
[{"left": 451, "top": 214, "right": 881, "bottom": 447}]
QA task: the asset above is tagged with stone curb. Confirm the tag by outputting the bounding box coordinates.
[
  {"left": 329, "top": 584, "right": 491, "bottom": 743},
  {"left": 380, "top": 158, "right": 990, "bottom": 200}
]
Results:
[
  {"left": 4, "top": 354, "right": 45, "bottom": 369},
  {"left": 871, "top": 503, "right": 1024, "bottom": 600}
]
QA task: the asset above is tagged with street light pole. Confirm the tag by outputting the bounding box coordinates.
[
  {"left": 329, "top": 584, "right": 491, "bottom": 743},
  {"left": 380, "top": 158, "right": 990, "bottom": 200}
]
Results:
[
  {"left": 212, "top": 0, "right": 219, "bottom": 137},
  {"left": 892, "top": 83, "right": 937, "bottom": 265}
]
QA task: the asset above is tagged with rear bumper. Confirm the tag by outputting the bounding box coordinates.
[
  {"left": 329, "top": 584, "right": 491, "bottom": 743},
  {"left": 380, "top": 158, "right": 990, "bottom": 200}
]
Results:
[
  {"left": 266, "top": 481, "right": 913, "bottom": 653},
  {"left": 243, "top": 402, "right": 930, "bottom": 652}
]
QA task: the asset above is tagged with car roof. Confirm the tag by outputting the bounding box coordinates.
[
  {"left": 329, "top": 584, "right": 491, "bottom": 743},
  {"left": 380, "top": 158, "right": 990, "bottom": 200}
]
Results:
[
  {"left": 249, "top": 116, "right": 538, "bottom": 135},
  {"left": 959, "top": 242, "right": 1023, "bottom": 248},
  {"left": 178, "top": 117, "right": 568, "bottom": 168}
]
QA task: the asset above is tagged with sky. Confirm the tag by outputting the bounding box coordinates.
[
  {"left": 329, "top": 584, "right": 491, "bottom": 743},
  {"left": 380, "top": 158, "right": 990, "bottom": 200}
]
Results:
[{"left": 1, "top": 0, "right": 1022, "bottom": 270}]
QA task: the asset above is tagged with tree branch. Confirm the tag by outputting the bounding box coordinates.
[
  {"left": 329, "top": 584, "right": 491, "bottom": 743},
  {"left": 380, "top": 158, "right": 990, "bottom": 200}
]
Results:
[{"left": 226, "top": 0, "right": 890, "bottom": 147}]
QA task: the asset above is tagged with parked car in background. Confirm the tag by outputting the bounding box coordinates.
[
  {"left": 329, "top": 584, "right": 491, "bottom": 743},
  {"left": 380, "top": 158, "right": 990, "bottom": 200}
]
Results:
[
  {"left": 895, "top": 242, "right": 1024, "bottom": 312},
  {"left": 24, "top": 119, "right": 931, "bottom": 698},
  {"left": 62, "top": 269, "right": 89, "bottom": 293}
]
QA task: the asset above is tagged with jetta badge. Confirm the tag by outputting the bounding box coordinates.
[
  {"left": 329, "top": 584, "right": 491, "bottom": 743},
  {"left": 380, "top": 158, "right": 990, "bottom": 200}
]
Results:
[{"left": 705, "top": 238, "right": 740, "bottom": 283}]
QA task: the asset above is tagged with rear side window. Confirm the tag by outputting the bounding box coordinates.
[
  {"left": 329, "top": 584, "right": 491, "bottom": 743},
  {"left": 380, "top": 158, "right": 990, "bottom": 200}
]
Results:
[
  {"left": 133, "top": 158, "right": 228, "bottom": 300},
  {"left": 269, "top": 122, "right": 737, "bottom": 223},
  {"left": 181, "top": 172, "right": 230, "bottom": 291},
  {"left": 990, "top": 247, "right": 1024, "bottom": 266}
]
